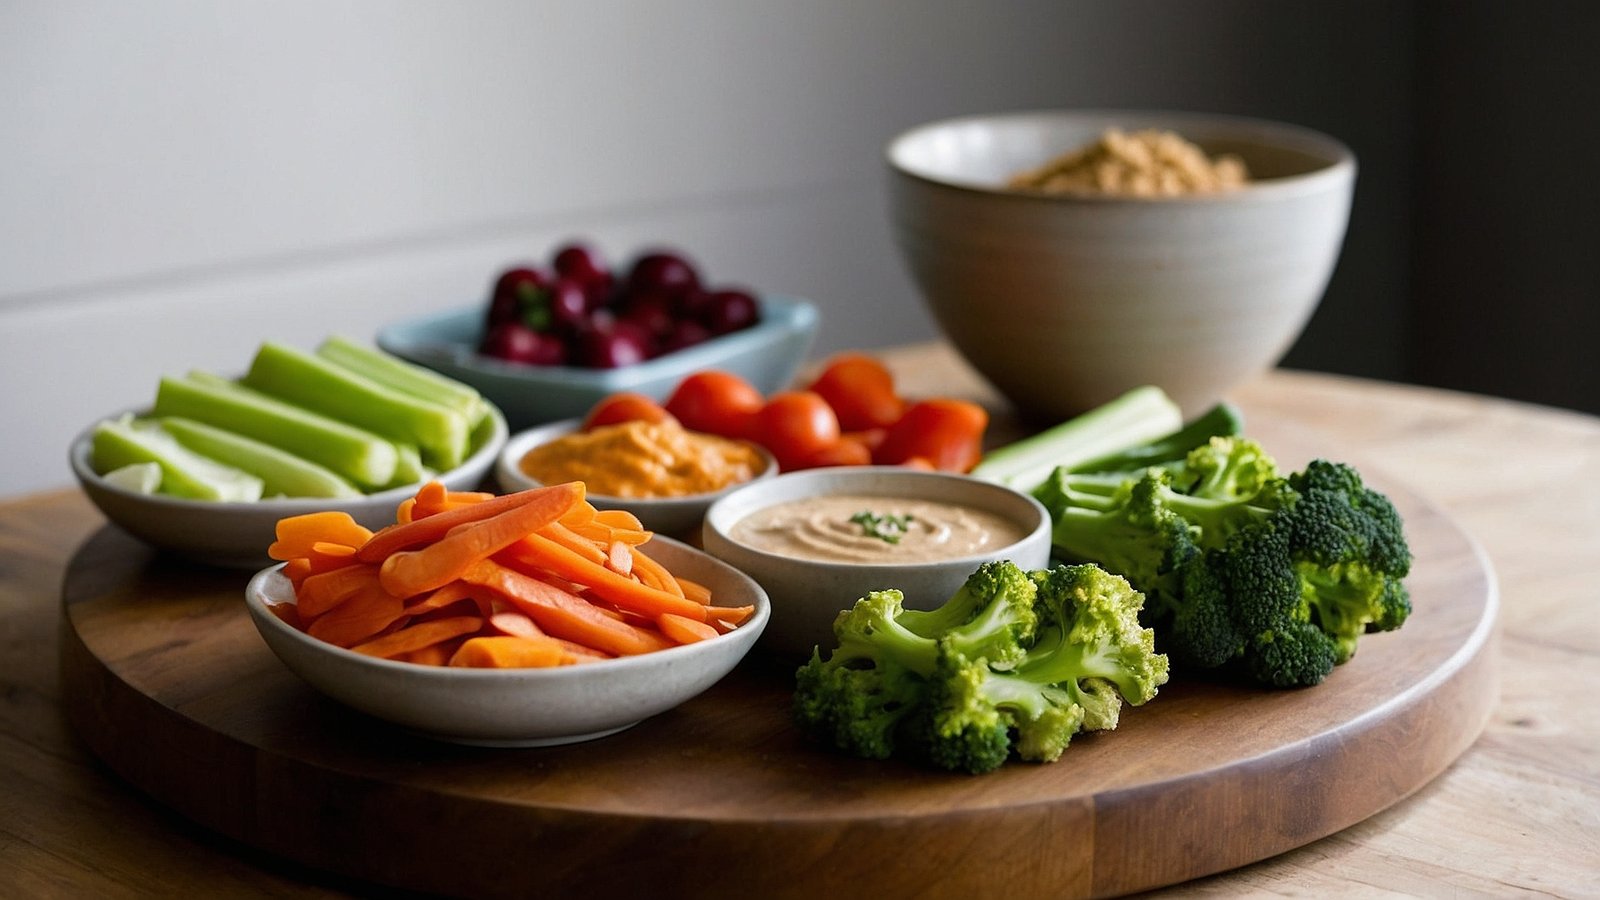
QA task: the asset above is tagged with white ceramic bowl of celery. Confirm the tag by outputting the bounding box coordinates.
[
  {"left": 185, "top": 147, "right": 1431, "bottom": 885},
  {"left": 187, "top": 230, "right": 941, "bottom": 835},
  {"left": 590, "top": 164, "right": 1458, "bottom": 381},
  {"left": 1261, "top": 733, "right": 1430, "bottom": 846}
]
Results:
[{"left": 70, "top": 404, "right": 507, "bottom": 569}]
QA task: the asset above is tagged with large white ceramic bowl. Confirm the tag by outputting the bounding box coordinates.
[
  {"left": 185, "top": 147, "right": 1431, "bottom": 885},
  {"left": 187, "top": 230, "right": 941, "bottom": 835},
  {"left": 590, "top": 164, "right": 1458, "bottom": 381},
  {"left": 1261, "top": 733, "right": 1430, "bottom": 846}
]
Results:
[
  {"left": 888, "top": 109, "right": 1356, "bottom": 419},
  {"left": 244, "top": 535, "right": 769, "bottom": 746},
  {"left": 496, "top": 418, "right": 777, "bottom": 538},
  {"left": 70, "top": 405, "right": 507, "bottom": 569},
  {"left": 378, "top": 294, "right": 818, "bottom": 431},
  {"left": 702, "top": 467, "right": 1052, "bottom": 661}
]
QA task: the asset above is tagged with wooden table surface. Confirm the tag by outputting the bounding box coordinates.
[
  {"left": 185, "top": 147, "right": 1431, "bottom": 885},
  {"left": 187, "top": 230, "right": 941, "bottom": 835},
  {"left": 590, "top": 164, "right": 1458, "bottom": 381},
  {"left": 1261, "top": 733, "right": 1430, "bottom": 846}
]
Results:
[{"left": 3, "top": 343, "right": 1597, "bottom": 897}]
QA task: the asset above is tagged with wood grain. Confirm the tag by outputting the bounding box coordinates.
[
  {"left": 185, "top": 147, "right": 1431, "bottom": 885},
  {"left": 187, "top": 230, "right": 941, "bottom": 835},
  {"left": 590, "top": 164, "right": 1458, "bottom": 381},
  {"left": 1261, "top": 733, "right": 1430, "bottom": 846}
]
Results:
[
  {"left": 56, "top": 424, "right": 1495, "bottom": 899},
  {"left": 4, "top": 346, "right": 1596, "bottom": 898}
]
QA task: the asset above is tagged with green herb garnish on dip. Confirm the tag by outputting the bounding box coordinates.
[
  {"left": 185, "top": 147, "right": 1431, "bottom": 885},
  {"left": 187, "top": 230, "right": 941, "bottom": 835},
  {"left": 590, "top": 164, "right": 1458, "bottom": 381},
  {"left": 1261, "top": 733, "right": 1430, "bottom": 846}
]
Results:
[{"left": 850, "top": 510, "right": 914, "bottom": 545}]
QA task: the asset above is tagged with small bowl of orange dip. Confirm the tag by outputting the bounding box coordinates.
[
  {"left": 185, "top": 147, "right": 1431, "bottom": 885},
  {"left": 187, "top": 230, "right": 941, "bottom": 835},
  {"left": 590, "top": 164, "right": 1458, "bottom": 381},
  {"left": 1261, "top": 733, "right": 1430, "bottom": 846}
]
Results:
[{"left": 496, "top": 417, "right": 776, "bottom": 537}]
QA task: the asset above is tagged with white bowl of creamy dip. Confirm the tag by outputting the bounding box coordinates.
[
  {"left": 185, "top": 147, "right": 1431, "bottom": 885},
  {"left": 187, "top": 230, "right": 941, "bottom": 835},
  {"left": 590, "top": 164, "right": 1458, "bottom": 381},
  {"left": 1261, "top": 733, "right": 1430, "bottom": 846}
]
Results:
[{"left": 702, "top": 467, "right": 1051, "bottom": 661}]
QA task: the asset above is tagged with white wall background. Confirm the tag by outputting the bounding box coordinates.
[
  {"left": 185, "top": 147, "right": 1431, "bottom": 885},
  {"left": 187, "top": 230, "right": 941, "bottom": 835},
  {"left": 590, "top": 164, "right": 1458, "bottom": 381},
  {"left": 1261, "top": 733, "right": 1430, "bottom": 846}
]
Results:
[{"left": 1, "top": 1, "right": 1420, "bottom": 498}]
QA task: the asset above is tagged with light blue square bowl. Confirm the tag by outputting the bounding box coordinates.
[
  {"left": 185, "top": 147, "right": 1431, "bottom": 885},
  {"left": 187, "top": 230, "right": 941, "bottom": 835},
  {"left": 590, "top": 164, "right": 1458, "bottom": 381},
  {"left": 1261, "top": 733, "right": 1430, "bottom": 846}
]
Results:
[{"left": 376, "top": 294, "right": 818, "bottom": 430}]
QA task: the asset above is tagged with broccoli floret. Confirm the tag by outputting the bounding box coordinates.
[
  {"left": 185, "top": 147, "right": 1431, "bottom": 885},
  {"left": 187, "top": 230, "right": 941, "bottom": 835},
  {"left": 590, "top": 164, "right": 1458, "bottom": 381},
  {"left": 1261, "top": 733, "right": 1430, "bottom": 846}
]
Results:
[
  {"left": 897, "top": 559, "right": 1039, "bottom": 668},
  {"left": 1027, "top": 564, "right": 1169, "bottom": 709},
  {"left": 1278, "top": 460, "right": 1414, "bottom": 663},
  {"left": 793, "top": 644, "right": 925, "bottom": 760},
  {"left": 1042, "top": 448, "right": 1412, "bottom": 688},
  {"left": 1180, "top": 436, "right": 1281, "bottom": 502},
  {"left": 793, "top": 562, "right": 1168, "bottom": 774},
  {"left": 910, "top": 565, "right": 1169, "bottom": 774},
  {"left": 1040, "top": 468, "right": 1244, "bottom": 670},
  {"left": 1246, "top": 620, "right": 1340, "bottom": 689},
  {"left": 902, "top": 652, "right": 1031, "bottom": 775},
  {"left": 792, "top": 562, "right": 1040, "bottom": 761}
]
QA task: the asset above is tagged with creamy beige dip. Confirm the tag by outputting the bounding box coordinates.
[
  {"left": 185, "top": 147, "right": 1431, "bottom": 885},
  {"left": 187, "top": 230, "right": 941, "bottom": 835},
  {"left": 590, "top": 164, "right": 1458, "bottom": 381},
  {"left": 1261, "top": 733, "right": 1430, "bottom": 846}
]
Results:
[{"left": 730, "top": 494, "right": 1026, "bottom": 564}]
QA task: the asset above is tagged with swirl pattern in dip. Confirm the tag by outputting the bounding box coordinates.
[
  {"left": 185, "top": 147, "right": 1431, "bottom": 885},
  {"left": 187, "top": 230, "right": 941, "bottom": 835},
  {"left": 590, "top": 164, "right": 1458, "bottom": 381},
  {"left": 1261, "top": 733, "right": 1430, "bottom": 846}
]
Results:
[{"left": 729, "top": 494, "right": 1026, "bottom": 564}]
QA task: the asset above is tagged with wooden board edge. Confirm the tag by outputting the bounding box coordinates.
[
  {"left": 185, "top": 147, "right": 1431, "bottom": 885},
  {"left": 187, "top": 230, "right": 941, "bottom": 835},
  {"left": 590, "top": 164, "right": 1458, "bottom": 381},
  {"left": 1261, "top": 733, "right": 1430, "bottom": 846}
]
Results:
[{"left": 1086, "top": 547, "right": 1501, "bottom": 896}]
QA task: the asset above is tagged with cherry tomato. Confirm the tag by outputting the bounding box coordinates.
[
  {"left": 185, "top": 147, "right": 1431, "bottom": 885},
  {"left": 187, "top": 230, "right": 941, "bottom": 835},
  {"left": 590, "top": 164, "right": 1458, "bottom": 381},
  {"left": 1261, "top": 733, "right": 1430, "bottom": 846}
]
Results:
[
  {"left": 873, "top": 399, "right": 988, "bottom": 472},
  {"left": 789, "top": 435, "right": 874, "bottom": 470},
  {"left": 664, "top": 370, "right": 765, "bottom": 438},
  {"left": 752, "top": 391, "right": 842, "bottom": 471},
  {"left": 806, "top": 353, "right": 906, "bottom": 432},
  {"left": 842, "top": 428, "right": 887, "bottom": 453},
  {"left": 582, "top": 392, "right": 676, "bottom": 431}
]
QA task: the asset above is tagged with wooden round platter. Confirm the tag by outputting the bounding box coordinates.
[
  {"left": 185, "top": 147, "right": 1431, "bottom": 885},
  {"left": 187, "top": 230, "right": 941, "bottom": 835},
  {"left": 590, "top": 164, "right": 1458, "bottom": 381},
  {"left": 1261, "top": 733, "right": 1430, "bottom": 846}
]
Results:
[{"left": 59, "top": 462, "right": 1497, "bottom": 899}]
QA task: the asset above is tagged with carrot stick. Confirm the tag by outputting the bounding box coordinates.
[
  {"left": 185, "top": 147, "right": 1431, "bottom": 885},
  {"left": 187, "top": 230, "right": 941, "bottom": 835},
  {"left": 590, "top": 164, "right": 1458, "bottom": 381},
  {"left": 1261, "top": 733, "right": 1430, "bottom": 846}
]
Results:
[
  {"left": 497, "top": 532, "right": 708, "bottom": 622},
  {"left": 448, "top": 635, "right": 572, "bottom": 668},
  {"left": 404, "top": 638, "right": 468, "bottom": 666},
  {"left": 268, "top": 511, "right": 374, "bottom": 561},
  {"left": 555, "top": 640, "right": 613, "bottom": 663},
  {"left": 563, "top": 519, "right": 615, "bottom": 544},
  {"left": 306, "top": 581, "right": 407, "bottom": 647},
  {"left": 658, "top": 613, "right": 719, "bottom": 644},
  {"left": 282, "top": 557, "right": 313, "bottom": 589},
  {"left": 674, "top": 577, "right": 713, "bottom": 605},
  {"left": 357, "top": 482, "right": 583, "bottom": 563},
  {"left": 630, "top": 549, "right": 686, "bottom": 598},
  {"left": 604, "top": 527, "right": 653, "bottom": 546},
  {"left": 412, "top": 484, "right": 497, "bottom": 519},
  {"left": 460, "top": 559, "right": 673, "bottom": 656},
  {"left": 350, "top": 615, "right": 484, "bottom": 660},
  {"left": 305, "top": 541, "right": 361, "bottom": 574},
  {"left": 605, "top": 541, "right": 633, "bottom": 576},
  {"left": 558, "top": 500, "right": 598, "bottom": 528},
  {"left": 265, "top": 600, "right": 304, "bottom": 631},
  {"left": 535, "top": 520, "right": 608, "bottom": 564},
  {"left": 486, "top": 604, "right": 545, "bottom": 639},
  {"left": 297, "top": 562, "right": 384, "bottom": 619},
  {"left": 565, "top": 516, "right": 651, "bottom": 546},
  {"left": 378, "top": 481, "right": 584, "bottom": 596},
  {"left": 593, "top": 508, "right": 645, "bottom": 532},
  {"left": 401, "top": 580, "right": 478, "bottom": 616},
  {"left": 409, "top": 480, "right": 448, "bottom": 517},
  {"left": 706, "top": 604, "right": 756, "bottom": 627}
]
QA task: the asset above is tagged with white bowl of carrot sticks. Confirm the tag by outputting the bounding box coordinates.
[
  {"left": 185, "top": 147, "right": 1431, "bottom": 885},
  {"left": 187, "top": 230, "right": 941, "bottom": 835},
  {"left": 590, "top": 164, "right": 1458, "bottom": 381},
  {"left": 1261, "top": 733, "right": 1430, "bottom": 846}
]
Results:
[{"left": 244, "top": 480, "right": 769, "bottom": 746}]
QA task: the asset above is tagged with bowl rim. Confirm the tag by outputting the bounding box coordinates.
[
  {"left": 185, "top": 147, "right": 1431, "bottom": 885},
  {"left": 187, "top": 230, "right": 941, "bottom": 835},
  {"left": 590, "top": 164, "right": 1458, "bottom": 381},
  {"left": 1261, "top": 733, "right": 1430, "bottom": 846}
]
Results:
[
  {"left": 702, "top": 466, "right": 1052, "bottom": 573},
  {"left": 244, "top": 534, "right": 772, "bottom": 680},
  {"left": 69, "top": 401, "right": 508, "bottom": 513},
  {"left": 886, "top": 108, "right": 1356, "bottom": 205},
  {"left": 496, "top": 417, "right": 778, "bottom": 506},
  {"left": 378, "top": 293, "right": 819, "bottom": 391}
]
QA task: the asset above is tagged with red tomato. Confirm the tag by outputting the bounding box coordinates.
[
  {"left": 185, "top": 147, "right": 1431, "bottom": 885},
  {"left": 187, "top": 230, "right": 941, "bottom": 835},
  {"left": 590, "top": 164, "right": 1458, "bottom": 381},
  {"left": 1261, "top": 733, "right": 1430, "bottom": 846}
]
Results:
[
  {"left": 842, "top": 428, "right": 888, "bottom": 453},
  {"left": 751, "top": 391, "right": 842, "bottom": 471},
  {"left": 664, "top": 370, "right": 766, "bottom": 438},
  {"left": 582, "top": 392, "right": 676, "bottom": 431},
  {"left": 789, "top": 435, "right": 874, "bottom": 470},
  {"left": 807, "top": 353, "right": 906, "bottom": 432},
  {"left": 873, "top": 399, "right": 988, "bottom": 472}
]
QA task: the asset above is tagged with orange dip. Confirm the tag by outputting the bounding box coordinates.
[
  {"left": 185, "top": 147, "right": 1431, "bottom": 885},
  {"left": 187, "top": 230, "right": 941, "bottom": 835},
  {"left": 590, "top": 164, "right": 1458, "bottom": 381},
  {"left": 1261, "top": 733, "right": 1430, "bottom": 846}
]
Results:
[{"left": 518, "top": 419, "right": 767, "bottom": 498}]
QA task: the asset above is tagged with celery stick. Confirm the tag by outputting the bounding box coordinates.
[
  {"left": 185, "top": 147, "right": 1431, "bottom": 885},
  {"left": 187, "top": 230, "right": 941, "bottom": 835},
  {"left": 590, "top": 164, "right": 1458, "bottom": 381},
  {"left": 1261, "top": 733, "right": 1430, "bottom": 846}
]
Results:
[
  {"left": 92, "top": 415, "right": 264, "bottom": 502},
  {"left": 159, "top": 416, "right": 361, "bottom": 499},
  {"left": 243, "top": 341, "right": 469, "bottom": 470},
  {"left": 153, "top": 374, "right": 398, "bottom": 490},
  {"left": 101, "top": 461, "right": 162, "bottom": 494},
  {"left": 315, "top": 335, "right": 489, "bottom": 428},
  {"left": 970, "top": 386, "right": 1184, "bottom": 494},
  {"left": 385, "top": 442, "right": 435, "bottom": 490}
]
